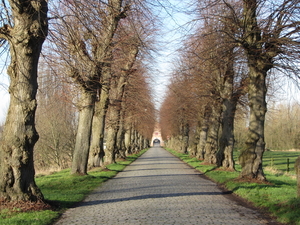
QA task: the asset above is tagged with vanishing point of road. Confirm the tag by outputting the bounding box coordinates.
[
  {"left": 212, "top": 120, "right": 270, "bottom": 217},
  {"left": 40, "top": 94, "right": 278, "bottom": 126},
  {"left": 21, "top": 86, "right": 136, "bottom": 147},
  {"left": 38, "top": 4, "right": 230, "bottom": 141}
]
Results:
[{"left": 55, "top": 146, "right": 279, "bottom": 225}]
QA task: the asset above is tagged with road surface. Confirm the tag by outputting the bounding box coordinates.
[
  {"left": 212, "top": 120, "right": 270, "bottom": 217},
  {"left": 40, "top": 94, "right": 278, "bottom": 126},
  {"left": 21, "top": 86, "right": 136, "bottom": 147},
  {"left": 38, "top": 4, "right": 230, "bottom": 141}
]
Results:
[{"left": 55, "top": 146, "right": 278, "bottom": 225}]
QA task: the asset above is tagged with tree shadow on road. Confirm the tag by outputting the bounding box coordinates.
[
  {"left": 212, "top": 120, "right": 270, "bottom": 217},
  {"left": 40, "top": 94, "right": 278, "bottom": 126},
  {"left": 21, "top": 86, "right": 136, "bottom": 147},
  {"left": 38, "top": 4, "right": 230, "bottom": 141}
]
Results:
[{"left": 77, "top": 191, "right": 233, "bottom": 206}]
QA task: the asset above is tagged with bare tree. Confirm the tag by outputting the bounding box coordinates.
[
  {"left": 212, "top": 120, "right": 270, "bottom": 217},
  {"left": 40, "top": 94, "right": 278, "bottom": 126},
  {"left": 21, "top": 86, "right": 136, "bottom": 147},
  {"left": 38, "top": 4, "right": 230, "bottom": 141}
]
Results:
[
  {"left": 265, "top": 102, "right": 300, "bottom": 150},
  {"left": 104, "top": 38, "right": 140, "bottom": 164},
  {"left": 88, "top": 0, "right": 157, "bottom": 166},
  {"left": 34, "top": 62, "right": 76, "bottom": 171},
  {"left": 237, "top": 0, "right": 300, "bottom": 180},
  {"left": 0, "top": 1, "right": 48, "bottom": 202},
  {"left": 195, "top": 0, "right": 300, "bottom": 180},
  {"left": 159, "top": 65, "right": 196, "bottom": 154},
  {"left": 49, "top": 0, "right": 129, "bottom": 175},
  {"left": 124, "top": 62, "right": 156, "bottom": 152}
]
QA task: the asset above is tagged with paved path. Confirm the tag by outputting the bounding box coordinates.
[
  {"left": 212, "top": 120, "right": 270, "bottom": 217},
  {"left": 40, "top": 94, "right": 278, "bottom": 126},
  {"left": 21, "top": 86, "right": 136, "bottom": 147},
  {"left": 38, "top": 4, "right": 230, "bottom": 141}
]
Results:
[{"left": 55, "top": 147, "right": 276, "bottom": 225}]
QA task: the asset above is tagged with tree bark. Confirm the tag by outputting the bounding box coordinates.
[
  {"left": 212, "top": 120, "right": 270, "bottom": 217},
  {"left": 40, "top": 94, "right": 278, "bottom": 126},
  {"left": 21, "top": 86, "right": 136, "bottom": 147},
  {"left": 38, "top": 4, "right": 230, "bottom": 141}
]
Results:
[
  {"left": 0, "top": 1, "right": 48, "bottom": 202},
  {"left": 116, "top": 127, "right": 126, "bottom": 158},
  {"left": 104, "top": 46, "right": 139, "bottom": 164},
  {"left": 216, "top": 51, "right": 238, "bottom": 170},
  {"left": 204, "top": 104, "right": 221, "bottom": 164},
  {"left": 124, "top": 123, "right": 132, "bottom": 155},
  {"left": 238, "top": 0, "right": 272, "bottom": 181},
  {"left": 217, "top": 98, "right": 236, "bottom": 169},
  {"left": 88, "top": 70, "right": 110, "bottom": 168},
  {"left": 104, "top": 75, "right": 126, "bottom": 164},
  {"left": 138, "top": 133, "right": 143, "bottom": 151},
  {"left": 88, "top": 108, "right": 102, "bottom": 168},
  {"left": 71, "top": 88, "right": 96, "bottom": 175},
  {"left": 76, "top": 0, "right": 126, "bottom": 170},
  {"left": 116, "top": 102, "right": 126, "bottom": 159},
  {"left": 196, "top": 105, "right": 211, "bottom": 160},
  {"left": 133, "top": 129, "right": 139, "bottom": 153},
  {"left": 143, "top": 138, "right": 149, "bottom": 149},
  {"left": 239, "top": 59, "right": 267, "bottom": 180},
  {"left": 189, "top": 122, "right": 201, "bottom": 157},
  {"left": 181, "top": 123, "right": 189, "bottom": 154},
  {"left": 130, "top": 128, "right": 136, "bottom": 153}
]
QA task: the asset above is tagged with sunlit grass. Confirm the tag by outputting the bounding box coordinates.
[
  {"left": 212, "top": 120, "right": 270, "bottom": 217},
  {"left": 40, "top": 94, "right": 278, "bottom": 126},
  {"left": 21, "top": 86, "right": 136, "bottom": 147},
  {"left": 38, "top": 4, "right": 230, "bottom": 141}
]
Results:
[{"left": 234, "top": 150, "right": 299, "bottom": 174}]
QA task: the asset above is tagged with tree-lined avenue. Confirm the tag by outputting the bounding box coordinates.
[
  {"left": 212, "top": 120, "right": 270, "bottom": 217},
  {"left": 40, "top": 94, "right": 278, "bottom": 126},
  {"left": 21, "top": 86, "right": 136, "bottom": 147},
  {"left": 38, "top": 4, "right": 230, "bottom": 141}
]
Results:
[{"left": 55, "top": 146, "right": 273, "bottom": 225}]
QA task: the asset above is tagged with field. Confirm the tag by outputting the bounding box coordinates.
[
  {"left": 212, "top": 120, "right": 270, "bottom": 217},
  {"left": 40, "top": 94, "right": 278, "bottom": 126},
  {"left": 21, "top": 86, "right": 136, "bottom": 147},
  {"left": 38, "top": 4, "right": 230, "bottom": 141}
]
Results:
[{"left": 262, "top": 150, "right": 300, "bottom": 174}]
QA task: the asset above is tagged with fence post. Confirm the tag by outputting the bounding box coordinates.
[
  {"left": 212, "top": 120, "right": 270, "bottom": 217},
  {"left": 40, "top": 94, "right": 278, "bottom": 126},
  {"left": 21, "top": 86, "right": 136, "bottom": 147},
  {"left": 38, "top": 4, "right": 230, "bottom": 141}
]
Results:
[
  {"left": 287, "top": 158, "right": 290, "bottom": 173},
  {"left": 271, "top": 158, "right": 274, "bottom": 167},
  {"left": 295, "top": 156, "right": 300, "bottom": 197}
]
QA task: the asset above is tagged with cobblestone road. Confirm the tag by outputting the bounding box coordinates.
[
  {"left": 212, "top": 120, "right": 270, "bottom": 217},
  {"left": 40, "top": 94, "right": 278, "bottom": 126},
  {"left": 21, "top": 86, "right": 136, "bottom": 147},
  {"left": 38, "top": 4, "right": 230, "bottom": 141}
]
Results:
[{"left": 55, "top": 147, "right": 277, "bottom": 225}]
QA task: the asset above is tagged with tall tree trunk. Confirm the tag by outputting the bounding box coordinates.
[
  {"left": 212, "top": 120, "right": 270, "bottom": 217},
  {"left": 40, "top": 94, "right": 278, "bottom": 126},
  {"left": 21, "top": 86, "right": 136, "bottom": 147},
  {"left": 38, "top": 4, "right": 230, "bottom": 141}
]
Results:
[
  {"left": 138, "top": 134, "right": 143, "bottom": 151},
  {"left": 104, "top": 75, "right": 125, "bottom": 164},
  {"left": 216, "top": 52, "right": 237, "bottom": 170},
  {"left": 204, "top": 104, "right": 221, "bottom": 164},
  {"left": 0, "top": 1, "right": 48, "bottom": 202},
  {"left": 88, "top": 69, "right": 110, "bottom": 168},
  {"left": 88, "top": 0, "right": 126, "bottom": 167},
  {"left": 189, "top": 122, "right": 201, "bottom": 157},
  {"left": 88, "top": 105, "right": 102, "bottom": 168},
  {"left": 116, "top": 103, "right": 126, "bottom": 159},
  {"left": 217, "top": 98, "right": 236, "bottom": 169},
  {"left": 181, "top": 123, "right": 189, "bottom": 154},
  {"left": 115, "top": 120, "right": 125, "bottom": 159},
  {"left": 238, "top": 0, "right": 272, "bottom": 181},
  {"left": 104, "top": 116, "right": 118, "bottom": 165},
  {"left": 130, "top": 128, "right": 136, "bottom": 153},
  {"left": 239, "top": 61, "right": 267, "bottom": 180},
  {"left": 143, "top": 138, "right": 149, "bottom": 149},
  {"left": 124, "top": 123, "right": 132, "bottom": 155},
  {"left": 105, "top": 63, "right": 134, "bottom": 164},
  {"left": 133, "top": 129, "right": 139, "bottom": 153},
  {"left": 197, "top": 105, "right": 211, "bottom": 160},
  {"left": 136, "top": 133, "right": 141, "bottom": 151},
  {"left": 104, "top": 46, "right": 138, "bottom": 164},
  {"left": 178, "top": 108, "right": 189, "bottom": 154},
  {"left": 71, "top": 89, "right": 96, "bottom": 175}
]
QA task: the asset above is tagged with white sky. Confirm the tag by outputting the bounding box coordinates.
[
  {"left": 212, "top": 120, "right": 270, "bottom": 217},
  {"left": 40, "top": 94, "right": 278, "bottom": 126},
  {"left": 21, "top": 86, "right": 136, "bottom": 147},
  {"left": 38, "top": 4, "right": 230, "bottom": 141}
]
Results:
[
  {"left": 151, "top": 0, "right": 194, "bottom": 110},
  {"left": 0, "top": 69, "right": 9, "bottom": 124}
]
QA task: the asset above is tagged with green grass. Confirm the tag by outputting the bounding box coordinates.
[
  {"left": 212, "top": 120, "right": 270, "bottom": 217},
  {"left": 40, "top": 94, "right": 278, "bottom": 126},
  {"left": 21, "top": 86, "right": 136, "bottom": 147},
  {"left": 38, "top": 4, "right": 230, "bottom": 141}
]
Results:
[
  {"left": 262, "top": 151, "right": 299, "bottom": 173},
  {"left": 233, "top": 150, "right": 300, "bottom": 174},
  {"left": 0, "top": 149, "right": 148, "bottom": 225},
  {"left": 166, "top": 148, "right": 300, "bottom": 225}
]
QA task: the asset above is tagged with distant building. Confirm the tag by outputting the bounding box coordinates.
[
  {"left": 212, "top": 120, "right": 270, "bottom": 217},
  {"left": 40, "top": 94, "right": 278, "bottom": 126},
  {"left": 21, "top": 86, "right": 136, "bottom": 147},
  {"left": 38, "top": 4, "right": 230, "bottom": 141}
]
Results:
[{"left": 151, "top": 123, "right": 163, "bottom": 146}]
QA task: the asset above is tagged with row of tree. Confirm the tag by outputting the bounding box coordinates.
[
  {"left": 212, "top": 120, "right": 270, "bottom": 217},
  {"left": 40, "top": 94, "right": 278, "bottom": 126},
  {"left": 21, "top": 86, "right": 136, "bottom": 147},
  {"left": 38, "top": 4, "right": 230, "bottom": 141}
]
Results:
[
  {"left": 0, "top": 0, "right": 157, "bottom": 203},
  {"left": 160, "top": 0, "right": 300, "bottom": 181}
]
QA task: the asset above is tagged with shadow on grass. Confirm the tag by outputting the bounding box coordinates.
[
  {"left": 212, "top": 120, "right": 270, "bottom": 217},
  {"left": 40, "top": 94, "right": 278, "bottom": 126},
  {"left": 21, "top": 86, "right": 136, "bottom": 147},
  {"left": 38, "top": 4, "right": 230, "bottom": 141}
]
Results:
[
  {"left": 230, "top": 184, "right": 277, "bottom": 193},
  {"left": 202, "top": 166, "right": 218, "bottom": 174},
  {"left": 268, "top": 197, "right": 300, "bottom": 224}
]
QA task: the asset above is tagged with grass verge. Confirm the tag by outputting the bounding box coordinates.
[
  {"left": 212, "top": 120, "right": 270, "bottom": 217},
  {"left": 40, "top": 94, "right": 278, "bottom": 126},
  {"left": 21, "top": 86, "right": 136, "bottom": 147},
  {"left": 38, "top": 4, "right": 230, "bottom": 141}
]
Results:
[
  {"left": 0, "top": 149, "right": 148, "bottom": 225},
  {"left": 165, "top": 148, "right": 300, "bottom": 225}
]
